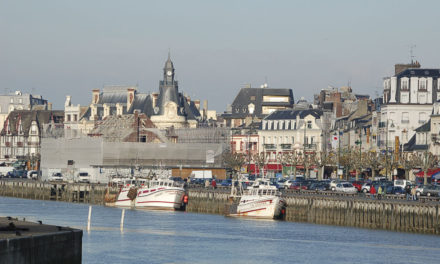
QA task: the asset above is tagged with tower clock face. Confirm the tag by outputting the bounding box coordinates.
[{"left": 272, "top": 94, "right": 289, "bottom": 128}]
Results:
[{"left": 167, "top": 70, "right": 172, "bottom": 76}]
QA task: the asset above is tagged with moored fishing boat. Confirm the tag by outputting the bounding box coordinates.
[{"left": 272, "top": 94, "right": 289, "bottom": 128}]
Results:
[
  {"left": 229, "top": 178, "right": 286, "bottom": 219},
  {"left": 135, "top": 178, "right": 186, "bottom": 210},
  {"left": 114, "top": 178, "right": 147, "bottom": 207}
]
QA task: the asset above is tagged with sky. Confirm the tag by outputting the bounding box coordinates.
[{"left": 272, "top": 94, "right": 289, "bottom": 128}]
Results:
[{"left": 1, "top": 0, "right": 440, "bottom": 112}]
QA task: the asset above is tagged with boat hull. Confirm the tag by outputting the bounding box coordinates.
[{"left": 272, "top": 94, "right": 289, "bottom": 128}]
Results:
[
  {"left": 135, "top": 187, "right": 185, "bottom": 210},
  {"left": 115, "top": 188, "right": 135, "bottom": 208},
  {"left": 231, "top": 195, "right": 285, "bottom": 219}
]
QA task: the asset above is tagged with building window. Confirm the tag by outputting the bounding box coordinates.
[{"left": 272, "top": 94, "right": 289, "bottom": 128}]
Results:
[
  {"left": 401, "top": 112, "right": 409, "bottom": 124},
  {"left": 402, "top": 80, "right": 408, "bottom": 90},
  {"left": 10, "top": 98, "right": 13, "bottom": 103},
  {"left": 307, "top": 121, "right": 312, "bottom": 129},
  {"left": 419, "top": 79, "right": 427, "bottom": 90},
  {"left": 18, "top": 98, "right": 23, "bottom": 104},
  {"left": 291, "top": 136, "right": 294, "bottom": 143}
]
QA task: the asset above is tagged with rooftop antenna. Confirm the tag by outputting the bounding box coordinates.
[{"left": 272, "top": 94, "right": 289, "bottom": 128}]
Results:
[{"left": 410, "top": 44, "right": 416, "bottom": 63}]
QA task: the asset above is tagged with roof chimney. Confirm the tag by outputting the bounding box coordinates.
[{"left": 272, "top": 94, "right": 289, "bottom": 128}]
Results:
[{"left": 92, "top": 89, "right": 100, "bottom": 104}]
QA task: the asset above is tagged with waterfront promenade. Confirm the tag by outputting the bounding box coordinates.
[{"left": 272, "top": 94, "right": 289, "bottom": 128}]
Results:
[{"left": 1, "top": 180, "right": 440, "bottom": 235}]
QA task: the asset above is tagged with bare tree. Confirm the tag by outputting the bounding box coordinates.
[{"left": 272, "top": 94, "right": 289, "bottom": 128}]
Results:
[
  {"left": 400, "top": 152, "right": 417, "bottom": 180},
  {"left": 303, "top": 151, "right": 316, "bottom": 179},
  {"left": 223, "top": 152, "right": 246, "bottom": 176},
  {"left": 364, "top": 151, "right": 381, "bottom": 179},
  {"left": 285, "top": 151, "right": 303, "bottom": 180},
  {"left": 312, "top": 151, "right": 335, "bottom": 180},
  {"left": 411, "top": 152, "right": 438, "bottom": 185},
  {"left": 276, "top": 152, "right": 290, "bottom": 177},
  {"left": 252, "top": 152, "right": 269, "bottom": 177},
  {"left": 339, "top": 147, "right": 356, "bottom": 180}
]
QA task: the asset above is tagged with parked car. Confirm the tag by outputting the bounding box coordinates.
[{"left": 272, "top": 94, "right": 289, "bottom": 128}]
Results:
[
  {"left": 335, "top": 182, "right": 357, "bottom": 194},
  {"left": 385, "top": 186, "right": 405, "bottom": 195},
  {"left": 361, "top": 183, "right": 371, "bottom": 193},
  {"left": 394, "top": 179, "right": 412, "bottom": 189},
  {"left": 282, "top": 180, "right": 295, "bottom": 189},
  {"left": 221, "top": 179, "right": 232, "bottom": 187},
  {"left": 309, "top": 181, "right": 330, "bottom": 191},
  {"left": 77, "top": 172, "right": 90, "bottom": 183},
  {"left": 7, "top": 169, "right": 28, "bottom": 178},
  {"left": 417, "top": 185, "right": 440, "bottom": 197},
  {"left": 351, "top": 180, "right": 365, "bottom": 192},
  {"left": 27, "top": 170, "right": 40, "bottom": 180},
  {"left": 49, "top": 172, "right": 63, "bottom": 181},
  {"left": 330, "top": 180, "right": 342, "bottom": 191},
  {"left": 289, "top": 182, "right": 308, "bottom": 190}
]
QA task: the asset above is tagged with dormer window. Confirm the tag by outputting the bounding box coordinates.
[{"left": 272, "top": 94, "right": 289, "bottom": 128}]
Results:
[{"left": 307, "top": 121, "right": 312, "bottom": 129}]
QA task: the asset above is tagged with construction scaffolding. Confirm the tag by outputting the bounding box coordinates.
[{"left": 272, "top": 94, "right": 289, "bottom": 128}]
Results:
[{"left": 41, "top": 125, "right": 231, "bottom": 181}]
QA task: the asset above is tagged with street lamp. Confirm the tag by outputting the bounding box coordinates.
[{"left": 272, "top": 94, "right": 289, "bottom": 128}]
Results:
[
  {"left": 247, "top": 103, "right": 255, "bottom": 175},
  {"left": 385, "top": 119, "right": 395, "bottom": 181},
  {"left": 355, "top": 127, "right": 362, "bottom": 180}
]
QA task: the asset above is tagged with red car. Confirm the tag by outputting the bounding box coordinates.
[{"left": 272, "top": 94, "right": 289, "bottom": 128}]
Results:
[
  {"left": 351, "top": 181, "right": 364, "bottom": 192},
  {"left": 289, "top": 182, "right": 308, "bottom": 190}
]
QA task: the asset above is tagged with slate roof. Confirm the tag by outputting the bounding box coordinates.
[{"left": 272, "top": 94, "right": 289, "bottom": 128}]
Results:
[
  {"left": 396, "top": 68, "right": 440, "bottom": 78},
  {"left": 1, "top": 110, "right": 64, "bottom": 136},
  {"left": 415, "top": 121, "right": 431, "bottom": 132},
  {"left": 403, "top": 134, "right": 429, "bottom": 151},
  {"left": 226, "top": 88, "right": 294, "bottom": 118},
  {"left": 264, "top": 109, "right": 322, "bottom": 120},
  {"left": 98, "top": 86, "right": 137, "bottom": 105}
]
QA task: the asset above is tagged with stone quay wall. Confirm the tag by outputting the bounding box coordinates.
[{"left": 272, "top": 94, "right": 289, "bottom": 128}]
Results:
[
  {"left": 1, "top": 180, "right": 440, "bottom": 235},
  {"left": 186, "top": 188, "right": 440, "bottom": 235}
]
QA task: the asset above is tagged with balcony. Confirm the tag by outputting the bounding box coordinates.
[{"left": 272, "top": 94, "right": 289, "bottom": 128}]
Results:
[
  {"left": 263, "top": 144, "right": 277, "bottom": 150},
  {"left": 401, "top": 120, "right": 409, "bottom": 124},
  {"left": 303, "top": 143, "right": 317, "bottom": 150},
  {"left": 17, "top": 142, "right": 23, "bottom": 147},
  {"left": 5, "top": 142, "right": 10, "bottom": 147},
  {"left": 281, "top": 144, "right": 292, "bottom": 150}
]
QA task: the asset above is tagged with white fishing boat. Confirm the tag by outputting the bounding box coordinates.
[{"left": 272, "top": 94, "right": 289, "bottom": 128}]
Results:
[
  {"left": 230, "top": 178, "right": 286, "bottom": 219},
  {"left": 114, "top": 178, "right": 147, "bottom": 207},
  {"left": 135, "top": 178, "right": 186, "bottom": 210}
]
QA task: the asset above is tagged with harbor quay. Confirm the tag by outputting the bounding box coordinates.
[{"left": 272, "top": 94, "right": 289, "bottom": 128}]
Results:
[
  {"left": 0, "top": 216, "right": 82, "bottom": 264},
  {"left": 1, "top": 180, "right": 440, "bottom": 235}
]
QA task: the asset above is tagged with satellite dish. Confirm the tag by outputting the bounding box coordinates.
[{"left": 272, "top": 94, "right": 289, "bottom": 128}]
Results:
[{"left": 154, "top": 107, "right": 159, "bottom": 114}]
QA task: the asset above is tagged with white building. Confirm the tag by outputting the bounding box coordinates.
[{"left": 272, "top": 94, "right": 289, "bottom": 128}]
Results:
[
  {"left": 259, "top": 109, "right": 324, "bottom": 171},
  {"left": 380, "top": 63, "right": 440, "bottom": 149}
]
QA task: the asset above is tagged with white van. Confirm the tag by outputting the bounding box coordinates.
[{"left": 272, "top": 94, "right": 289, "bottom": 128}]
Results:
[
  {"left": 77, "top": 172, "right": 90, "bottom": 183},
  {"left": 394, "top": 179, "right": 412, "bottom": 189}
]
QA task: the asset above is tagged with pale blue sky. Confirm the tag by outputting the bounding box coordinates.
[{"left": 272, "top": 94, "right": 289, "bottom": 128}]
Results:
[{"left": 1, "top": 0, "right": 439, "bottom": 111}]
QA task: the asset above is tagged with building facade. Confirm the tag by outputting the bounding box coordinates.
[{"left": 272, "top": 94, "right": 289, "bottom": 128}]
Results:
[
  {"left": 0, "top": 91, "right": 48, "bottom": 129},
  {"left": 0, "top": 110, "right": 64, "bottom": 163},
  {"left": 381, "top": 62, "right": 440, "bottom": 148},
  {"left": 258, "top": 109, "right": 324, "bottom": 174}
]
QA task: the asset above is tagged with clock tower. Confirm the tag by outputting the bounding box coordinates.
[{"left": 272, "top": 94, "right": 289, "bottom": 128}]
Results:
[{"left": 163, "top": 52, "right": 175, "bottom": 85}]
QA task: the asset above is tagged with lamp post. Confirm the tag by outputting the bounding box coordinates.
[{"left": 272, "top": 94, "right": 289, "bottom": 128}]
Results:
[
  {"left": 303, "top": 119, "right": 308, "bottom": 178},
  {"left": 355, "top": 127, "right": 362, "bottom": 180},
  {"left": 247, "top": 103, "right": 255, "bottom": 176}
]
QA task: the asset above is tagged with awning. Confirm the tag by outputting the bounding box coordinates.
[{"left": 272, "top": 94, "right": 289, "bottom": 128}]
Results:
[{"left": 416, "top": 168, "right": 440, "bottom": 177}]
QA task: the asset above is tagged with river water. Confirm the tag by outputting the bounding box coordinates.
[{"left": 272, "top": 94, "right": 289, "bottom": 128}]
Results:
[{"left": 1, "top": 197, "right": 440, "bottom": 264}]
